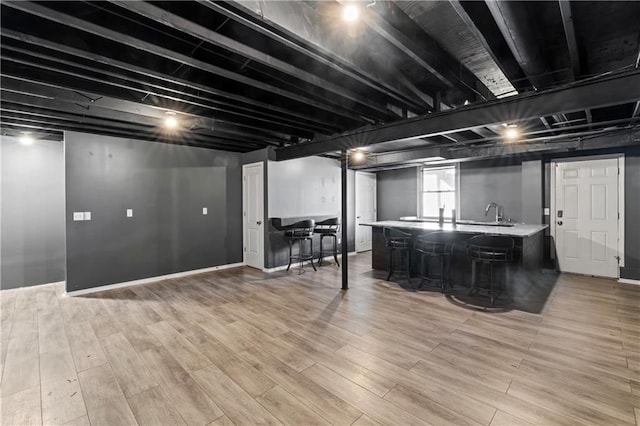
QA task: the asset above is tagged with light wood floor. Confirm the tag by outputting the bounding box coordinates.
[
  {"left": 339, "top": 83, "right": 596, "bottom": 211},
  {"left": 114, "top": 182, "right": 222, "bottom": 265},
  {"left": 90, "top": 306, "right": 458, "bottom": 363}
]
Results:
[{"left": 1, "top": 253, "right": 639, "bottom": 425}]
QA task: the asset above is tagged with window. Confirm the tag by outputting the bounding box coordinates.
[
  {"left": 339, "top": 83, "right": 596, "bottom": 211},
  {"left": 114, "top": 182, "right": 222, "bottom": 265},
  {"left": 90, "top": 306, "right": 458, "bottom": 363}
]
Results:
[{"left": 421, "top": 166, "right": 457, "bottom": 219}]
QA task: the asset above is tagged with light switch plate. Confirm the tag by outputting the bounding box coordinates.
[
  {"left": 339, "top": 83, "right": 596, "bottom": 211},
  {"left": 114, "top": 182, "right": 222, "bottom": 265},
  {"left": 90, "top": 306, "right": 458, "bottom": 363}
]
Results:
[
  {"left": 126, "top": 209, "right": 133, "bottom": 218},
  {"left": 84, "top": 212, "right": 91, "bottom": 221},
  {"left": 202, "top": 207, "right": 208, "bottom": 215},
  {"left": 73, "top": 212, "right": 84, "bottom": 221},
  {"left": 544, "top": 207, "right": 550, "bottom": 216}
]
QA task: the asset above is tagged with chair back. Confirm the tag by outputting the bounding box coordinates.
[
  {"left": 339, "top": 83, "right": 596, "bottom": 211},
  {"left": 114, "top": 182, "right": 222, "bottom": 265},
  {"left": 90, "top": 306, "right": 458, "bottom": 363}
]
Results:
[
  {"left": 414, "top": 231, "right": 455, "bottom": 255},
  {"left": 383, "top": 227, "right": 412, "bottom": 249},
  {"left": 285, "top": 219, "right": 315, "bottom": 238},
  {"left": 468, "top": 235, "right": 514, "bottom": 262},
  {"left": 315, "top": 218, "right": 340, "bottom": 234}
]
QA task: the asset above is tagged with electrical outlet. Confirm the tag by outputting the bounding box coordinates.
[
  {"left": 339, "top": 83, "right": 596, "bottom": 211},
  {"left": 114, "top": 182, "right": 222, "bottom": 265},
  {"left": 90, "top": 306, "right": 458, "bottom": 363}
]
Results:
[
  {"left": 73, "top": 212, "right": 84, "bottom": 221},
  {"left": 202, "top": 207, "right": 208, "bottom": 215},
  {"left": 84, "top": 212, "right": 91, "bottom": 221},
  {"left": 126, "top": 209, "right": 133, "bottom": 218},
  {"left": 544, "top": 207, "right": 550, "bottom": 216}
]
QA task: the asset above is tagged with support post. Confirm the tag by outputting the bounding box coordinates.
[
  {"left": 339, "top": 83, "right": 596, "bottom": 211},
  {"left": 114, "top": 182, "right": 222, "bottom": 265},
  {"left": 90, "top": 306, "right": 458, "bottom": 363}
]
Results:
[{"left": 341, "top": 150, "right": 349, "bottom": 290}]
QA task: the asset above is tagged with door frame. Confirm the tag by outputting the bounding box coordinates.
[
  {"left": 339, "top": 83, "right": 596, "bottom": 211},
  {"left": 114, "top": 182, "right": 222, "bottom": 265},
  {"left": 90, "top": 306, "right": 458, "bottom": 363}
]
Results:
[
  {"left": 550, "top": 154, "right": 625, "bottom": 275},
  {"left": 242, "top": 161, "right": 265, "bottom": 270},
  {"left": 355, "top": 171, "right": 377, "bottom": 252}
]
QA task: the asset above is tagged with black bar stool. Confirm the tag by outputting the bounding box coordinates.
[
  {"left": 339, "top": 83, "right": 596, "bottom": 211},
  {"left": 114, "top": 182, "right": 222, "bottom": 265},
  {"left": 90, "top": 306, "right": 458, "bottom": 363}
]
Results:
[
  {"left": 414, "top": 231, "right": 455, "bottom": 292},
  {"left": 467, "top": 235, "right": 514, "bottom": 305},
  {"left": 315, "top": 218, "right": 340, "bottom": 267},
  {"left": 285, "top": 220, "right": 317, "bottom": 273},
  {"left": 383, "top": 227, "right": 412, "bottom": 284}
]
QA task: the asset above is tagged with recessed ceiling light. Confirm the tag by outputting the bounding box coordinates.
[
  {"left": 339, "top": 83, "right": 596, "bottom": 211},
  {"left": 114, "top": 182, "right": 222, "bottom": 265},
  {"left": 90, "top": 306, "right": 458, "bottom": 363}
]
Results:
[
  {"left": 343, "top": 4, "right": 359, "bottom": 22},
  {"left": 19, "top": 132, "right": 34, "bottom": 145},
  {"left": 164, "top": 112, "right": 178, "bottom": 129}
]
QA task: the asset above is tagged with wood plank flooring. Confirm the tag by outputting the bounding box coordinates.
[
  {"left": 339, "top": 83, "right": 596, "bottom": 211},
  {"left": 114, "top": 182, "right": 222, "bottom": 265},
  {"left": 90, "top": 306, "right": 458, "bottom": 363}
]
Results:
[{"left": 1, "top": 253, "right": 639, "bottom": 425}]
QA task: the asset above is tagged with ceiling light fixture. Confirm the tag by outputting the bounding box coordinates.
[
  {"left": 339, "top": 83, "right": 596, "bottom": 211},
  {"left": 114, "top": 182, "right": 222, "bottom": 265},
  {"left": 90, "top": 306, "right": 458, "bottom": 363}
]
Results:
[
  {"left": 351, "top": 149, "right": 365, "bottom": 162},
  {"left": 504, "top": 124, "right": 520, "bottom": 141},
  {"left": 343, "top": 4, "right": 359, "bottom": 22},
  {"left": 19, "top": 132, "right": 34, "bottom": 145},
  {"left": 164, "top": 112, "right": 178, "bottom": 129}
]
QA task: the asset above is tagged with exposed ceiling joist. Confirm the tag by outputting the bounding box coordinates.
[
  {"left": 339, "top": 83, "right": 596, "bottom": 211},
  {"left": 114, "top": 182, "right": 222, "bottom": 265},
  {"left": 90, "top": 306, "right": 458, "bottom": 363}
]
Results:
[
  {"left": 558, "top": 0, "right": 581, "bottom": 79},
  {"left": 364, "top": 2, "right": 493, "bottom": 102},
  {"left": 4, "top": 1, "right": 369, "bottom": 125},
  {"left": 110, "top": 0, "right": 397, "bottom": 121},
  {"left": 1, "top": 77, "right": 285, "bottom": 145},
  {"left": 352, "top": 128, "right": 640, "bottom": 169},
  {"left": 276, "top": 70, "right": 640, "bottom": 160},
  {"left": 0, "top": 29, "right": 337, "bottom": 135},
  {"left": 215, "top": 0, "right": 427, "bottom": 113}
]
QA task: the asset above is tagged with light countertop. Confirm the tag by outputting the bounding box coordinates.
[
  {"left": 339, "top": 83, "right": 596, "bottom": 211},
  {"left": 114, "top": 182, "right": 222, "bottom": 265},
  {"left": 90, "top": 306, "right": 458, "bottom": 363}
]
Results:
[{"left": 360, "top": 220, "right": 547, "bottom": 238}]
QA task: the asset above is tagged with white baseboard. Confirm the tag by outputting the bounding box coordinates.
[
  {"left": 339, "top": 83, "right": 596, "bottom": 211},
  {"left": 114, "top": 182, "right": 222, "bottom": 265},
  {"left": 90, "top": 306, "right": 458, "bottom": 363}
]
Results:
[
  {"left": 618, "top": 278, "right": 640, "bottom": 286},
  {"left": 262, "top": 252, "right": 356, "bottom": 273},
  {"left": 66, "top": 262, "right": 245, "bottom": 296},
  {"left": 1, "top": 280, "right": 66, "bottom": 293}
]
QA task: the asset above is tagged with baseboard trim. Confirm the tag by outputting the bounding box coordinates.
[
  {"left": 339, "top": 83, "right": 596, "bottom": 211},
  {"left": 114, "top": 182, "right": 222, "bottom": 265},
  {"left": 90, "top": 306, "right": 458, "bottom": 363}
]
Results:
[
  {"left": 618, "top": 278, "right": 640, "bottom": 286},
  {"left": 262, "top": 252, "right": 357, "bottom": 273},
  {"left": 66, "top": 262, "right": 245, "bottom": 296},
  {"left": 1, "top": 280, "right": 66, "bottom": 292}
]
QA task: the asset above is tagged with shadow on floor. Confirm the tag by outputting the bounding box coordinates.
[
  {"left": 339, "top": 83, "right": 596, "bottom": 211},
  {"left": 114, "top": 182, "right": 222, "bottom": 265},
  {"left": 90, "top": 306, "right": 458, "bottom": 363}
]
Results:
[{"left": 370, "top": 268, "right": 560, "bottom": 314}]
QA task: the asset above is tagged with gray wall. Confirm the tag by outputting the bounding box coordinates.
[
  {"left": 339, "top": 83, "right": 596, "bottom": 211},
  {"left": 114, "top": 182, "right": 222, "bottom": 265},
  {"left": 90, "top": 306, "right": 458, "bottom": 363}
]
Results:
[
  {"left": 521, "top": 160, "right": 544, "bottom": 225},
  {"left": 265, "top": 156, "right": 355, "bottom": 268},
  {"left": 1, "top": 136, "right": 66, "bottom": 289},
  {"left": 459, "top": 160, "right": 523, "bottom": 222},
  {"left": 65, "top": 132, "right": 243, "bottom": 292},
  {"left": 376, "top": 167, "right": 419, "bottom": 220}
]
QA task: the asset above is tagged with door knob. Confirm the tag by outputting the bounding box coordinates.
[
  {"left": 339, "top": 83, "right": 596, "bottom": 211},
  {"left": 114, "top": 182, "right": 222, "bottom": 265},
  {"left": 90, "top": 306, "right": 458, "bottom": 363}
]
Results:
[
  {"left": 557, "top": 220, "right": 563, "bottom": 226},
  {"left": 257, "top": 221, "right": 262, "bottom": 225}
]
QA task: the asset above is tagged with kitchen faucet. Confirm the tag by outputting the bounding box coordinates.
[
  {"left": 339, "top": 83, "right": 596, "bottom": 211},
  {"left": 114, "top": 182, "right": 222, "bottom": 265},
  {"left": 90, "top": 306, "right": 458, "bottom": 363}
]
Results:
[{"left": 485, "top": 202, "right": 504, "bottom": 222}]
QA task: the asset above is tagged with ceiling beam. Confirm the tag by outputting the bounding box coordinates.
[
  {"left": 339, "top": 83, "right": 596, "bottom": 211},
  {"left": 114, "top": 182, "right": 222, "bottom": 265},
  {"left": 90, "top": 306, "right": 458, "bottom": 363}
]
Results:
[
  {"left": 213, "top": 0, "right": 427, "bottom": 113},
  {"left": 558, "top": 0, "right": 580, "bottom": 79},
  {"left": 4, "top": 1, "right": 368, "bottom": 125},
  {"left": 0, "top": 29, "right": 339, "bottom": 134},
  {"left": 363, "top": 2, "right": 493, "bottom": 102},
  {"left": 449, "top": 0, "right": 527, "bottom": 93},
  {"left": 109, "top": 0, "right": 397, "bottom": 121},
  {"left": 0, "top": 100, "right": 275, "bottom": 147},
  {"left": 276, "top": 69, "right": 640, "bottom": 160},
  {"left": 352, "top": 128, "right": 640, "bottom": 169},
  {"left": 1, "top": 51, "right": 318, "bottom": 139},
  {"left": 0, "top": 77, "right": 284, "bottom": 145}
]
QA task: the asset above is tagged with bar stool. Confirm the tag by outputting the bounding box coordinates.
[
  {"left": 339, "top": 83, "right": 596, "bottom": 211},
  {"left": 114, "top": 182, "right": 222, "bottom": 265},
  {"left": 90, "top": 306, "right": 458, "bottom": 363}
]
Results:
[
  {"left": 383, "top": 227, "right": 412, "bottom": 284},
  {"left": 414, "top": 231, "right": 455, "bottom": 292},
  {"left": 315, "top": 218, "right": 340, "bottom": 267},
  {"left": 285, "top": 219, "right": 316, "bottom": 273},
  {"left": 467, "top": 235, "right": 514, "bottom": 305}
]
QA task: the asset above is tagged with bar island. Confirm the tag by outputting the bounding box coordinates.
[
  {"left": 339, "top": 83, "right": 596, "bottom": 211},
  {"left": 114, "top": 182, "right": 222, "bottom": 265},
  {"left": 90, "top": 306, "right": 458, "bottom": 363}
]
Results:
[{"left": 360, "top": 219, "right": 547, "bottom": 287}]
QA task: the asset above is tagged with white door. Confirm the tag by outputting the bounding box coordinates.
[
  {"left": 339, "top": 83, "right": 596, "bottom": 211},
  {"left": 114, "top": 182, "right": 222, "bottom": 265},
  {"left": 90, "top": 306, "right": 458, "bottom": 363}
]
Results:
[
  {"left": 554, "top": 158, "right": 619, "bottom": 278},
  {"left": 355, "top": 172, "right": 376, "bottom": 252},
  {"left": 243, "top": 162, "right": 264, "bottom": 270}
]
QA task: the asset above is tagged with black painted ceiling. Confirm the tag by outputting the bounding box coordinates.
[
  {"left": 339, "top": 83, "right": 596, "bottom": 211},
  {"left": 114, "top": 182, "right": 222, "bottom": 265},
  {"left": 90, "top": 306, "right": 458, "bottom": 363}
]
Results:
[{"left": 1, "top": 1, "right": 639, "bottom": 157}]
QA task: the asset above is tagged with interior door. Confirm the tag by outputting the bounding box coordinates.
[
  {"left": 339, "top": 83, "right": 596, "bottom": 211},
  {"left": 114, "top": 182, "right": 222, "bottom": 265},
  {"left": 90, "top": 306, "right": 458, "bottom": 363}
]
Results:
[
  {"left": 355, "top": 172, "right": 377, "bottom": 252},
  {"left": 555, "top": 158, "right": 619, "bottom": 278},
  {"left": 243, "top": 162, "right": 264, "bottom": 270}
]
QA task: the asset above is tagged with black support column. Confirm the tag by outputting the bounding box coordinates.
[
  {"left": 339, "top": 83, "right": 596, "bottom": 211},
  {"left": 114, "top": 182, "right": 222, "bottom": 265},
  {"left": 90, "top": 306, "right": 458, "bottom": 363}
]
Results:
[{"left": 341, "top": 150, "right": 348, "bottom": 290}]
